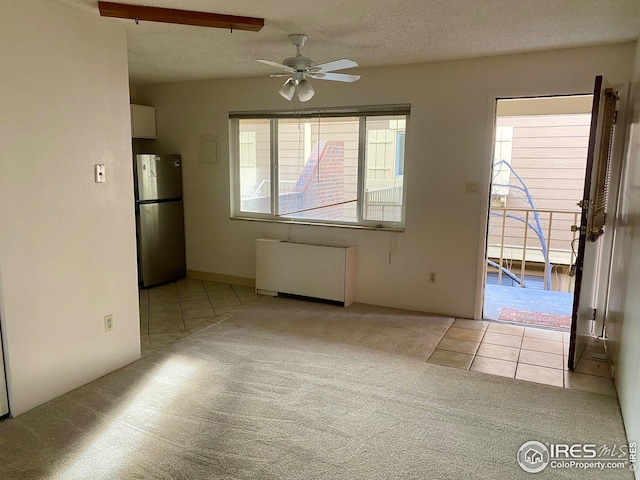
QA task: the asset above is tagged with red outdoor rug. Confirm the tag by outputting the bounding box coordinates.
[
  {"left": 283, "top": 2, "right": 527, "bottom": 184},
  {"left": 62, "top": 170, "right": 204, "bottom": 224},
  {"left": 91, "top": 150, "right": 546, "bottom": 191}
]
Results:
[{"left": 498, "top": 308, "right": 571, "bottom": 328}]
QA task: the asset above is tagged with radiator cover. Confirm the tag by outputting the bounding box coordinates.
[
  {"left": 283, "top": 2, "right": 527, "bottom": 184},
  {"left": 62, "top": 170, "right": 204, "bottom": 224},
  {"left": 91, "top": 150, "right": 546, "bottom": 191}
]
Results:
[{"left": 255, "top": 239, "right": 356, "bottom": 306}]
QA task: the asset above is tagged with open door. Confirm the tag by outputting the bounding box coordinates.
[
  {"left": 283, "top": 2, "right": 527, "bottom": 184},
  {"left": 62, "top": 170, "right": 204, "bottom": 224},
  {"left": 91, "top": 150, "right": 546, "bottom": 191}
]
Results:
[
  {"left": 483, "top": 95, "right": 594, "bottom": 328},
  {"left": 568, "top": 76, "right": 618, "bottom": 369}
]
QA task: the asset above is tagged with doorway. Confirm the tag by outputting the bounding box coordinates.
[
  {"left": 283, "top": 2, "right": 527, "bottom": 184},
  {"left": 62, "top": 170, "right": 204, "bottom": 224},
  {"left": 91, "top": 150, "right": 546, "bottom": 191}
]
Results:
[{"left": 483, "top": 95, "right": 594, "bottom": 330}]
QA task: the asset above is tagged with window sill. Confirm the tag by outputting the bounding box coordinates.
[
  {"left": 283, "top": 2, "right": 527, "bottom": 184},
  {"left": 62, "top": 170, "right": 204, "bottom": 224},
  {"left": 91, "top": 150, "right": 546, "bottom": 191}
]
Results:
[{"left": 230, "top": 215, "right": 405, "bottom": 233}]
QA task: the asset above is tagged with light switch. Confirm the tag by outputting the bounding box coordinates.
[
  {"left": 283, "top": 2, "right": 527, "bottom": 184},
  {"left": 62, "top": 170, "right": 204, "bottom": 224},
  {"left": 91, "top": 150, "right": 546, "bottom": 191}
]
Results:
[
  {"left": 95, "top": 164, "right": 106, "bottom": 183},
  {"left": 465, "top": 181, "right": 479, "bottom": 194}
]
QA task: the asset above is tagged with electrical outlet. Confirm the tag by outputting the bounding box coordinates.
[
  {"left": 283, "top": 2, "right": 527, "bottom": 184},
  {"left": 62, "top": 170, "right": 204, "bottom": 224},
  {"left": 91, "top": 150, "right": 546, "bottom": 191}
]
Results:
[
  {"left": 428, "top": 271, "right": 437, "bottom": 283},
  {"left": 104, "top": 314, "right": 114, "bottom": 332}
]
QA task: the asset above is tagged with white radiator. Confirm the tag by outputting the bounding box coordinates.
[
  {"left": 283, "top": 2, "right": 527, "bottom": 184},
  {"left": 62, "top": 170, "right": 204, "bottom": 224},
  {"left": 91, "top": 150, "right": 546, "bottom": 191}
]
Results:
[{"left": 255, "top": 239, "right": 356, "bottom": 306}]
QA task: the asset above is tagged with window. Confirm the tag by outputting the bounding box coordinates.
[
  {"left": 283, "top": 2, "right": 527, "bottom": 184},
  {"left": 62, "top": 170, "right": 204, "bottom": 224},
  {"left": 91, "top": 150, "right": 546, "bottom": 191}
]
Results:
[
  {"left": 237, "top": 119, "right": 271, "bottom": 214},
  {"left": 491, "top": 125, "right": 513, "bottom": 205},
  {"left": 230, "top": 106, "right": 409, "bottom": 229}
]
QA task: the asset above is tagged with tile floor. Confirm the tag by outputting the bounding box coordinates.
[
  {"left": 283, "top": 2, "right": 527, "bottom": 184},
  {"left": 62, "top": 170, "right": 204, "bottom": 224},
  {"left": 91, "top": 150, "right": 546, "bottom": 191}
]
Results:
[
  {"left": 139, "top": 278, "right": 262, "bottom": 357},
  {"left": 141, "top": 284, "right": 615, "bottom": 398},
  {"left": 427, "top": 319, "right": 617, "bottom": 397}
]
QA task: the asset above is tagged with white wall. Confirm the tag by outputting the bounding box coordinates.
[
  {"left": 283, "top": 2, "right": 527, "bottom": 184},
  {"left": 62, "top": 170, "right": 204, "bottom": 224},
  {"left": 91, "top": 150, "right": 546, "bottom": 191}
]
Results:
[
  {"left": 607, "top": 41, "right": 640, "bottom": 462},
  {"left": 136, "top": 43, "right": 635, "bottom": 319},
  {"left": 0, "top": 0, "right": 140, "bottom": 415}
]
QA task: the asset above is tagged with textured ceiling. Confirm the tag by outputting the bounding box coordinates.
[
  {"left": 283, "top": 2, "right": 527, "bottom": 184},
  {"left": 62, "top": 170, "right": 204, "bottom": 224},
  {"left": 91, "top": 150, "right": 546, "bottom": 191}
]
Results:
[{"left": 60, "top": 0, "right": 640, "bottom": 85}]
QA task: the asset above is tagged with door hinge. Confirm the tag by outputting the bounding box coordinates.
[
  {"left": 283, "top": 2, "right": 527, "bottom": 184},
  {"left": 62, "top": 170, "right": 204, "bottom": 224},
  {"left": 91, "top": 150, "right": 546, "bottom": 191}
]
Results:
[
  {"left": 593, "top": 308, "right": 597, "bottom": 320},
  {"left": 568, "top": 264, "right": 577, "bottom": 277},
  {"left": 577, "top": 199, "right": 591, "bottom": 209},
  {"left": 571, "top": 225, "right": 586, "bottom": 234}
]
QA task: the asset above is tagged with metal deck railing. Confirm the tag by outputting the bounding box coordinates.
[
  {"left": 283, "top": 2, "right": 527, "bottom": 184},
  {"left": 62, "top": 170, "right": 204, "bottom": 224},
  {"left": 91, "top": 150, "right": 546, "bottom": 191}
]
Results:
[{"left": 487, "top": 207, "right": 581, "bottom": 292}]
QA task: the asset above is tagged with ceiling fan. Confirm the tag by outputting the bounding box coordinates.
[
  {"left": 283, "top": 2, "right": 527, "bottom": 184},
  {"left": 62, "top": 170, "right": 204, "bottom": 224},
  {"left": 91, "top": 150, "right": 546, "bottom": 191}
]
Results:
[{"left": 257, "top": 34, "right": 361, "bottom": 102}]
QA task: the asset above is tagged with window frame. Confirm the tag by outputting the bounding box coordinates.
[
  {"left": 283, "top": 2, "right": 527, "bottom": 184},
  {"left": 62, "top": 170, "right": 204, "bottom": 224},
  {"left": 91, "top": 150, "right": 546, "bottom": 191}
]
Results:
[
  {"left": 395, "top": 131, "right": 406, "bottom": 177},
  {"left": 229, "top": 105, "right": 410, "bottom": 231}
]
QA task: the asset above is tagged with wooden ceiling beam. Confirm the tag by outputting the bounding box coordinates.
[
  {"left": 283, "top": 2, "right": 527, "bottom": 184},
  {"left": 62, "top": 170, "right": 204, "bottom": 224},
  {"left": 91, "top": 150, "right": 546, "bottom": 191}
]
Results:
[{"left": 98, "top": 2, "right": 264, "bottom": 32}]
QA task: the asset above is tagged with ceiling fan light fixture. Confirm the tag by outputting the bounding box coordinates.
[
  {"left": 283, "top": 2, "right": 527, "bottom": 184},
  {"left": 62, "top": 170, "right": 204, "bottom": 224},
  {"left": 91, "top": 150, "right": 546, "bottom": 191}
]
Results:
[
  {"left": 279, "top": 79, "right": 295, "bottom": 101},
  {"left": 297, "top": 79, "right": 315, "bottom": 102},
  {"left": 259, "top": 34, "right": 359, "bottom": 101}
]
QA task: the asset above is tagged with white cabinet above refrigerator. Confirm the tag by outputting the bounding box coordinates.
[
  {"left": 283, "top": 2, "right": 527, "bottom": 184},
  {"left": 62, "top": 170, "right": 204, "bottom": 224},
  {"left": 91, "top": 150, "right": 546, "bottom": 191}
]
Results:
[{"left": 130, "top": 104, "right": 156, "bottom": 139}]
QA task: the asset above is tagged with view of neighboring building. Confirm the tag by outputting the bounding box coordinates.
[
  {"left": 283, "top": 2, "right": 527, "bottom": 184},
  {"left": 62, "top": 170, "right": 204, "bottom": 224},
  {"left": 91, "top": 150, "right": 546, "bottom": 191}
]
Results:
[{"left": 237, "top": 116, "right": 405, "bottom": 224}]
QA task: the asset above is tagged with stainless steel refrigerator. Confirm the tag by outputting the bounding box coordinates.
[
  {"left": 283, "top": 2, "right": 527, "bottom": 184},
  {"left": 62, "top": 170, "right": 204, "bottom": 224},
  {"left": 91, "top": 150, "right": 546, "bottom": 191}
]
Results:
[{"left": 134, "top": 154, "right": 186, "bottom": 287}]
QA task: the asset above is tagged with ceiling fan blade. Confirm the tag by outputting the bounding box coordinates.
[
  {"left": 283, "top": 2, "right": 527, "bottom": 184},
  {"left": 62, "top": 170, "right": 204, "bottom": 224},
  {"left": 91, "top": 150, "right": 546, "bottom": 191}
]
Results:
[
  {"left": 269, "top": 73, "right": 290, "bottom": 78},
  {"left": 311, "top": 58, "right": 358, "bottom": 73},
  {"left": 309, "top": 72, "right": 361, "bottom": 83},
  {"left": 257, "top": 60, "right": 296, "bottom": 73}
]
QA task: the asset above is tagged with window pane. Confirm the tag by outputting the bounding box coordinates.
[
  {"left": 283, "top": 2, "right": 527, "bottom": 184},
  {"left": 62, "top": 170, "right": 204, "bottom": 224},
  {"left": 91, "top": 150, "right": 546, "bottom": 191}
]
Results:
[
  {"left": 491, "top": 125, "right": 513, "bottom": 202},
  {"left": 363, "top": 115, "right": 406, "bottom": 223},
  {"left": 238, "top": 119, "right": 271, "bottom": 214},
  {"left": 277, "top": 117, "right": 359, "bottom": 222}
]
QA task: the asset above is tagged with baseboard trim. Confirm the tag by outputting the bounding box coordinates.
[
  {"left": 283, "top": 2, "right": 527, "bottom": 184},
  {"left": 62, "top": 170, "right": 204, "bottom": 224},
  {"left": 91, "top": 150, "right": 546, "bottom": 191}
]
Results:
[{"left": 187, "top": 270, "right": 256, "bottom": 287}]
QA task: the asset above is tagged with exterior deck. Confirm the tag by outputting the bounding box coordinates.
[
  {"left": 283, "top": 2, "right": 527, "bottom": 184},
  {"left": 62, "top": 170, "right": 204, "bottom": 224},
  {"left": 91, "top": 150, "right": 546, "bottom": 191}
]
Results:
[{"left": 484, "top": 283, "right": 573, "bottom": 329}]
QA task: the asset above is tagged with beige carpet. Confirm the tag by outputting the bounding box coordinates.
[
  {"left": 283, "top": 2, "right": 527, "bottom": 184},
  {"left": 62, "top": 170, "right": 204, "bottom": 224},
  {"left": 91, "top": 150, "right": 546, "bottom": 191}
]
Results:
[{"left": 0, "top": 296, "right": 632, "bottom": 479}]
